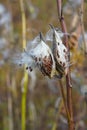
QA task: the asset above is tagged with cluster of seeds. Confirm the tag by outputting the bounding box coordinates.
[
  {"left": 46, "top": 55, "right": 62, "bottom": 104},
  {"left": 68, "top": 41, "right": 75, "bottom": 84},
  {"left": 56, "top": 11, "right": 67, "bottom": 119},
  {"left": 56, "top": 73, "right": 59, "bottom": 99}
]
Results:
[{"left": 16, "top": 25, "right": 69, "bottom": 79}]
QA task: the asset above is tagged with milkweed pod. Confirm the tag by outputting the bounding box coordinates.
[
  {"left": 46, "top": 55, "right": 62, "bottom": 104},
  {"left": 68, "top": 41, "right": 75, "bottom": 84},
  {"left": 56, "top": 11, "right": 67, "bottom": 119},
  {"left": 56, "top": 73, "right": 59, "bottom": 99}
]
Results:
[
  {"left": 49, "top": 24, "right": 69, "bottom": 78},
  {"left": 29, "top": 32, "right": 56, "bottom": 78}
]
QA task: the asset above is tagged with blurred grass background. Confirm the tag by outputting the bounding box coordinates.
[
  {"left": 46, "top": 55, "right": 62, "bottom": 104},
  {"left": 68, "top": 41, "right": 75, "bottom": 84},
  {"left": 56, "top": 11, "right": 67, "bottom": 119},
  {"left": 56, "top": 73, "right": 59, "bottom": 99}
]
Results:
[{"left": 0, "top": 0, "right": 87, "bottom": 130}]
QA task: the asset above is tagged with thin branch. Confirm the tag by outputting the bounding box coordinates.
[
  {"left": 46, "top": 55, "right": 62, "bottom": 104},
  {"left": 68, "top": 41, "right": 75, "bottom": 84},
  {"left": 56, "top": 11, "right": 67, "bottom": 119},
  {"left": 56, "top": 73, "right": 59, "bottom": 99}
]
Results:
[
  {"left": 56, "top": 0, "right": 75, "bottom": 130},
  {"left": 59, "top": 80, "right": 70, "bottom": 122}
]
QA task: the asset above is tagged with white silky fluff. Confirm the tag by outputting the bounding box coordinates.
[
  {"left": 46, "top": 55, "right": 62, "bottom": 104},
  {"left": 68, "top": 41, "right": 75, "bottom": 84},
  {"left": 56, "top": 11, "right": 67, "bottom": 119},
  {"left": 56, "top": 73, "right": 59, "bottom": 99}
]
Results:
[
  {"left": 45, "top": 28, "right": 69, "bottom": 42},
  {"left": 14, "top": 51, "right": 36, "bottom": 70},
  {"left": 26, "top": 34, "right": 40, "bottom": 51},
  {"left": 14, "top": 34, "right": 43, "bottom": 69}
]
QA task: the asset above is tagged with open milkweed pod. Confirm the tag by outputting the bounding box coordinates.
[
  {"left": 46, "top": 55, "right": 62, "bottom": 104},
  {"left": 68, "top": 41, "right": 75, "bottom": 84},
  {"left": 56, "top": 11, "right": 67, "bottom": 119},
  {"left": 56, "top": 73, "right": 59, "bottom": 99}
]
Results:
[
  {"left": 29, "top": 32, "right": 56, "bottom": 78},
  {"left": 49, "top": 24, "right": 69, "bottom": 78},
  {"left": 13, "top": 32, "right": 56, "bottom": 78}
]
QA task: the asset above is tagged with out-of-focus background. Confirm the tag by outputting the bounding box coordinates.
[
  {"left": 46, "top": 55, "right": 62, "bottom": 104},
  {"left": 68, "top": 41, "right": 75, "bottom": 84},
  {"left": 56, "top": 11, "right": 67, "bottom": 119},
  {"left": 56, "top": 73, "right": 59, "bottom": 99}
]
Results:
[{"left": 0, "top": 0, "right": 87, "bottom": 130}]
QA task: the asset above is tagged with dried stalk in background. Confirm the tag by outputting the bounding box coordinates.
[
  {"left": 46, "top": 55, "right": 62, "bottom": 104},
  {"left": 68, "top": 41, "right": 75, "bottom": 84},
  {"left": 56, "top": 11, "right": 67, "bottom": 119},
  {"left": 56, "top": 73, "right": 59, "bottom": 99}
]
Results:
[
  {"left": 20, "top": 0, "right": 28, "bottom": 130},
  {"left": 79, "top": 0, "right": 87, "bottom": 54},
  {"left": 7, "top": 75, "right": 13, "bottom": 130},
  {"left": 56, "top": 0, "right": 75, "bottom": 130}
]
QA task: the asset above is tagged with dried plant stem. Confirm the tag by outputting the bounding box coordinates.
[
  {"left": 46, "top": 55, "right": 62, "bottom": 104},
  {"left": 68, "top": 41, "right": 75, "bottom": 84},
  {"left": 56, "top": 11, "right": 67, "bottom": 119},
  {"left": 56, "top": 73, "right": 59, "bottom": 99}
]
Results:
[
  {"left": 20, "top": 0, "right": 28, "bottom": 130},
  {"left": 56, "top": 0, "right": 75, "bottom": 130},
  {"left": 7, "top": 75, "right": 13, "bottom": 130},
  {"left": 79, "top": 0, "right": 87, "bottom": 54},
  {"left": 20, "top": 0, "right": 26, "bottom": 49},
  {"left": 52, "top": 98, "right": 63, "bottom": 130},
  {"left": 59, "top": 81, "right": 70, "bottom": 122}
]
